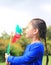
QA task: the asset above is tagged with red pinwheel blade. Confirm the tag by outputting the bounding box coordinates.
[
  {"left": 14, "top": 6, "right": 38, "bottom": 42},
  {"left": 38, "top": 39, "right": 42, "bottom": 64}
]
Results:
[{"left": 12, "top": 34, "right": 21, "bottom": 43}]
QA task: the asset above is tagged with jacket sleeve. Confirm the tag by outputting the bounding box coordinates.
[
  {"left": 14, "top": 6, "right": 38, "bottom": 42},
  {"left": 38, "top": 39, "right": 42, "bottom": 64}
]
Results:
[{"left": 7, "top": 44, "right": 43, "bottom": 64}]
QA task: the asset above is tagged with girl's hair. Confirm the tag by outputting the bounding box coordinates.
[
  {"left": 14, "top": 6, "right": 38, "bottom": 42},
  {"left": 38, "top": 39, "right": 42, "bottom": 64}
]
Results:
[{"left": 31, "top": 18, "right": 49, "bottom": 65}]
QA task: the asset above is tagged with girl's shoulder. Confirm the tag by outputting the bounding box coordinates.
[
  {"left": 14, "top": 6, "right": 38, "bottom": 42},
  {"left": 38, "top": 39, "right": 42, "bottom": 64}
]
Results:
[
  {"left": 29, "top": 42, "right": 44, "bottom": 49},
  {"left": 31, "top": 42, "right": 44, "bottom": 46},
  {"left": 26, "top": 42, "right": 44, "bottom": 50},
  {"left": 29, "top": 42, "right": 44, "bottom": 53}
]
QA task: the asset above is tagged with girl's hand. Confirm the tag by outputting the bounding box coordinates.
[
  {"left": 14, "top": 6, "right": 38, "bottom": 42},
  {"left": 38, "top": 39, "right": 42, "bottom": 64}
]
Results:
[
  {"left": 5, "top": 53, "right": 10, "bottom": 65},
  {"left": 5, "top": 53, "right": 10, "bottom": 60}
]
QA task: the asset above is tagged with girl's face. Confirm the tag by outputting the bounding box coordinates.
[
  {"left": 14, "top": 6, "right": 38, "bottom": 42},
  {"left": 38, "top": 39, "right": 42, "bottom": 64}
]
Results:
[
  {"left": 25, "top": 22, "right": 38, "bottom": 38},
  {"left": 25, "top": 22, "right": 39, "bottom": 38}
]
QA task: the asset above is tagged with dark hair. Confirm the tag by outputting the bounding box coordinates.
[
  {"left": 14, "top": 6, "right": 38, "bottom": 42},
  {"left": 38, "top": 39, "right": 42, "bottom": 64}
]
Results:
[{"left": 31, "top": 18, "right": 49, "bottom": 65}]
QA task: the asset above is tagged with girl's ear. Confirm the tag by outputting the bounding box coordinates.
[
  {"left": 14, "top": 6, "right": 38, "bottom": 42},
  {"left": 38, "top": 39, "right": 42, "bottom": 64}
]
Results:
[{"left": 33, "top": 28, "right": 39, "bottom": 35}]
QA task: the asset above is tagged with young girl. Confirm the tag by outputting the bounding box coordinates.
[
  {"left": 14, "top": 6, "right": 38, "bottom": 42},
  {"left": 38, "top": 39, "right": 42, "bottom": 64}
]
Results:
[{"left": 5, "top": 18, "right": 48, "bottom": 65}]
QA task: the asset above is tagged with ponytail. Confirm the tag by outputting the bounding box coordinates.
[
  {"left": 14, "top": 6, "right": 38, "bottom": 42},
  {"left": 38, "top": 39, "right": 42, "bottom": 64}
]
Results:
[{"left": 44, "top": 37, "right": 49, "bottom": 65}]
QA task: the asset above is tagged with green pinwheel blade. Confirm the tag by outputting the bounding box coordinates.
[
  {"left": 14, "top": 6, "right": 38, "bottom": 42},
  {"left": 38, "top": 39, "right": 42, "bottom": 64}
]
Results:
[
  {"left": 16, "top": 25, "right": 22, "bottom": 34},
  {"left": 6, "top": 43, "right": 10, "bottom": 54}
]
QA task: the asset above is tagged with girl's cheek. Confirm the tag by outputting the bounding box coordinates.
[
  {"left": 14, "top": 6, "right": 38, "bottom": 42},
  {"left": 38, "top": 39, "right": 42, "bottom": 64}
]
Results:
[{"left": 25, "top": 29, "right": 33, "bottom": 38}]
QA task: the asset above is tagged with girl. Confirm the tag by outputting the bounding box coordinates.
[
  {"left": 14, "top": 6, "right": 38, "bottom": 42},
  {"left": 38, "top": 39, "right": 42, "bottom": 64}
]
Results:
[{"left": 5, "top": 18, "right": 48, "bottom": 65}]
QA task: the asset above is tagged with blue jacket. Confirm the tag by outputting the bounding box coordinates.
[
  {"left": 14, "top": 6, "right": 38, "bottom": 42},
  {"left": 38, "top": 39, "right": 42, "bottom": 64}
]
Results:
[{"left": 7, "top": 42, "right": 44, "bottom": 65}]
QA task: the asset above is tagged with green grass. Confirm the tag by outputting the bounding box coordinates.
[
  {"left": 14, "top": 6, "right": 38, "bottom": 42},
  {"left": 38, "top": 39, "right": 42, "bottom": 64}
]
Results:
[
  {"left": 0, "top": 56, "right": 51, "bottom": 65},
  {"left": 42, "top": 56, "right": 51, "bottom": 65},
  {"left": 0, "top": 62, "right": 5, "bottom": 65}
]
